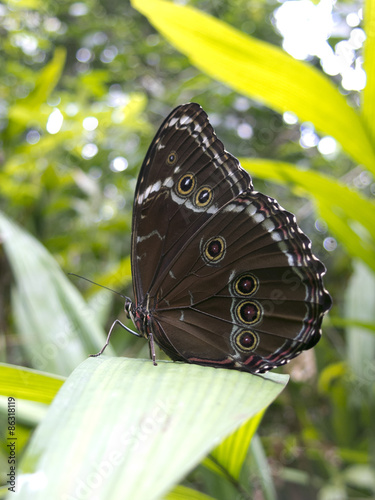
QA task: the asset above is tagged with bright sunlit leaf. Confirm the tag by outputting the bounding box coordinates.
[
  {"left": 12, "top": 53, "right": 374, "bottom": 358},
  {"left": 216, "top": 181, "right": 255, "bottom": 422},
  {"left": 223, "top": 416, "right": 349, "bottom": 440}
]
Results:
[
  {"left": 204, "top": 410, "right": 265, "bottom": 480},
  {"left": 165, "top": 485, "right": 216, "bottom": 500},
  {"left": 0, "top": 363, "right": 64, "bottom": 404},
  {"left": 131, "top": 0, "right": 375, "bottom": 173},
  {"left": 363, "top": 0, "right": 375, "bottom": 140}
]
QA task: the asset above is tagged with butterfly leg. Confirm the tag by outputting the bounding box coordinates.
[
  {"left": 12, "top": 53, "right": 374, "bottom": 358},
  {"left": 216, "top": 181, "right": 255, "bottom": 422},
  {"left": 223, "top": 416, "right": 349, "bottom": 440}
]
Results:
[
  {"left": 90, "top": 319, "right": 141, "bottom": 357},
  {"left": 148, "top": 332, "right": 158, "bottom": 366}
]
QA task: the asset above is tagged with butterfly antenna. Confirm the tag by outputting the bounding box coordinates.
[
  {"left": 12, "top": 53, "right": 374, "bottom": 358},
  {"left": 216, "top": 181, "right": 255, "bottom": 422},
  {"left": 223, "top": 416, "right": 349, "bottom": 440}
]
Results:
[{"left": 68, "top": 273, "right": 129, "bottom": 300}]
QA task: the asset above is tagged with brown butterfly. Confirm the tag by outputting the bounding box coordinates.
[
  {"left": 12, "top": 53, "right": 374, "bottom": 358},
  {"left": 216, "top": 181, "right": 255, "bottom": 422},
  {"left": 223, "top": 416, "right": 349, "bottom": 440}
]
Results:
[{"left": 94, "top": 103, "right": 331, "bottom": 373}]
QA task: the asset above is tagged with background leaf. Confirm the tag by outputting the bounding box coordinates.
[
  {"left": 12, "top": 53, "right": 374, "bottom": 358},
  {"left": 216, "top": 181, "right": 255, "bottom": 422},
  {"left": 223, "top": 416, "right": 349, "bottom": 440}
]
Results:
[
  {"left": 6, "top": 47, "right": 66, "bottom": 138},
  {"left": 204, "top": 410, "right": 265, "bottom": 481},
  {"left": 131, "top": 0, "right": 375, "bottom": 171},
  {"left": 363, "top": 0, "right": 375, "bottom": 139},
  {"left": 345, "top": 262, "right": 375, "bottom": 388},
  {"left": 165, "top": 485, "right": 216, "bottom": 500},
  {"left": 0, "top": 212, "right": 114, "bottom": 376},
  {"left": 0, "top": 363, "right": 64, "bottom": 404},
  {"left": 249, "top": 435, "right": 277, "bottom": 500}
]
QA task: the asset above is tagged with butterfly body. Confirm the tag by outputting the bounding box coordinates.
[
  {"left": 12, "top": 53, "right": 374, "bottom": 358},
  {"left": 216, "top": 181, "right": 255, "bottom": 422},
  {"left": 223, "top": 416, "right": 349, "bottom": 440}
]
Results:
[{"left": 120, "top": 103, "right": 331, "bottom": 374}]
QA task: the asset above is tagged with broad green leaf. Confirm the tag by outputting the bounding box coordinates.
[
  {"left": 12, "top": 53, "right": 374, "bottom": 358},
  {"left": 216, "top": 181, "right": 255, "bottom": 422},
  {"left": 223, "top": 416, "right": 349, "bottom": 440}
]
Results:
[
  {"left": 0, "top": 212, "right": 114, "bottom": 376},
  {"left": 0, "top": 363, "right": 64, "bottom": 404},
  {"left": 131, "top": 0, "right": 375, "bottom": 172},
  {"left": 240, "top": 159, "right": 375, "bottom": 272},
  {"left": 10, "top": 357, "right": 288, "bottom": 500},
  {"left": 164, "top": 485, "right": 216, "bottom": 500},
  {"left": 363, "top": 0, "right": 375, "bottom": 140},
  {"left": 204, "top": 410, "right": 265, "bottom": 480}
]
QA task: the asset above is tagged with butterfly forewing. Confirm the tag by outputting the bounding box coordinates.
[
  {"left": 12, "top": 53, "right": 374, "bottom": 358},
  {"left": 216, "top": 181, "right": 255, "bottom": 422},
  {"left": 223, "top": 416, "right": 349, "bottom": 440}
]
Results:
[
  {"left": 130, "top": 103, "right": 331, "bottom": 373},
  {"left": 132, "top": 103, "right": 250, "bottom": 300}
]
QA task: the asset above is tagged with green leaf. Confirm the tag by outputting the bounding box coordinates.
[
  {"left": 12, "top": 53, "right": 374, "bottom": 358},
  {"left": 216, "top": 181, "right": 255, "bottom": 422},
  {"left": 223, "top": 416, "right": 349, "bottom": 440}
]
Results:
[
  {"left": 0, "top": 212, "right": 114, "bottom": 376},
  {"left": 0, "top": 363, "right": 64, "bottom": 404},
  {"left": 91, "top": 256, "right": 132, "bottom": 295},
  {"left": 363, "top": 0, "right": 375, "bottom": 140},
  {"left": 318, "top": 362, "right": 347, "bottom": 394},
  {"left": 11, "top": 357, "right": 288, "bottom": 500},
  {"left": 328, "top": 316, "right": 375, "bottom": 334},
  {"left": 240, "top": 159, "right": 375, "bottom": 272},
  {"left": 204, "top": 410, "right": 264, "bottom": 480},
  {"left": 250, "top": 434, "right": 277, "bottom": 500},
  {"left": 6, "top": 0, "right": 42, "bottom": 8},
  {"left": 343, "top": 464, "right": 375, "bottom": 492},
  {"left": 6, "top": 47, "right": 66, "bottom": 136},
  {"left": 164, "top": 485, "right": 216, "bottom": 500},
  {"left": 131, "top": 0, "right": 375, "bottom": 172}
]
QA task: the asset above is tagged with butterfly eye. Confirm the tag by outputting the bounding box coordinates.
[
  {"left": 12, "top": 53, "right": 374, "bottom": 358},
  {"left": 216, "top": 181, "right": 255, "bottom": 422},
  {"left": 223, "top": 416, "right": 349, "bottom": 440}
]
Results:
[
  {"left": 202, "top": 236, "right": 226, "bottom": 264},
  {"left": 233, "top": 273, "right": 258, "bottom": 297},
  {"left": 177, "top": 173, "right": 196, "bottom": 196},
  {"left": 235, "top": 300, "right": 262, "bottom": 325},
  {"left": 167, "top": 151, "right": 178, "bottom": 165},
  {"left": 195, "top": 187, "right": 213, "bottom": 207},
  {"left": 234, "top": 330, "right": 259, "bottom": 352}
]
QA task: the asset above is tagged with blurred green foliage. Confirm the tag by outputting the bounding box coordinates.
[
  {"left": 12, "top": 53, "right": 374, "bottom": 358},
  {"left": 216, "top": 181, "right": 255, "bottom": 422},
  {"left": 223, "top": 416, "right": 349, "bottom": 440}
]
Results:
[{"left": 1, "top": 0, "right": 375, "bottom": 498}]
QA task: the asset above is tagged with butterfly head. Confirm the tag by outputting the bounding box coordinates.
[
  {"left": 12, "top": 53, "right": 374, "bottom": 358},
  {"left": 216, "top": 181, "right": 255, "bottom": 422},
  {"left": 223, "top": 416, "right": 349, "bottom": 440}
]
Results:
[{"left": 124, "top": 298, "right": 134, "bottom": 321}]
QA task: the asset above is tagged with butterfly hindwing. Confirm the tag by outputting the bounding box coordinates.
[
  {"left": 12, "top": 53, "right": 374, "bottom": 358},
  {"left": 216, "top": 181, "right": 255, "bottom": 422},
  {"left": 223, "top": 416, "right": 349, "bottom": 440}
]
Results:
[{"left": 151, "top": 190, "right": 330, "bottom": 372}]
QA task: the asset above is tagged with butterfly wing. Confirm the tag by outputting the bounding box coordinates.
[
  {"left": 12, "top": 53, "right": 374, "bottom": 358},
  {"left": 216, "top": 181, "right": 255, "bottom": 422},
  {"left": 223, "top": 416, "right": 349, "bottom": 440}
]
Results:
[
  {"left": 132, "top": 103, "right": 249, "bottom": 301},
  {"left": 131, "top": 103, "right": 331, "bottom": 373},
  {"left": 151, "top": 190, "right": 331, "bottom": 372}
]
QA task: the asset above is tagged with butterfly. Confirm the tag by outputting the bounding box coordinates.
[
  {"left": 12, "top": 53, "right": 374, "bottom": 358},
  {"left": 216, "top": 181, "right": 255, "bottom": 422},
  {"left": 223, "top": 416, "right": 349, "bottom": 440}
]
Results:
[{"left": 95, "top": 103, "right": 332, "bottom": 374}]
